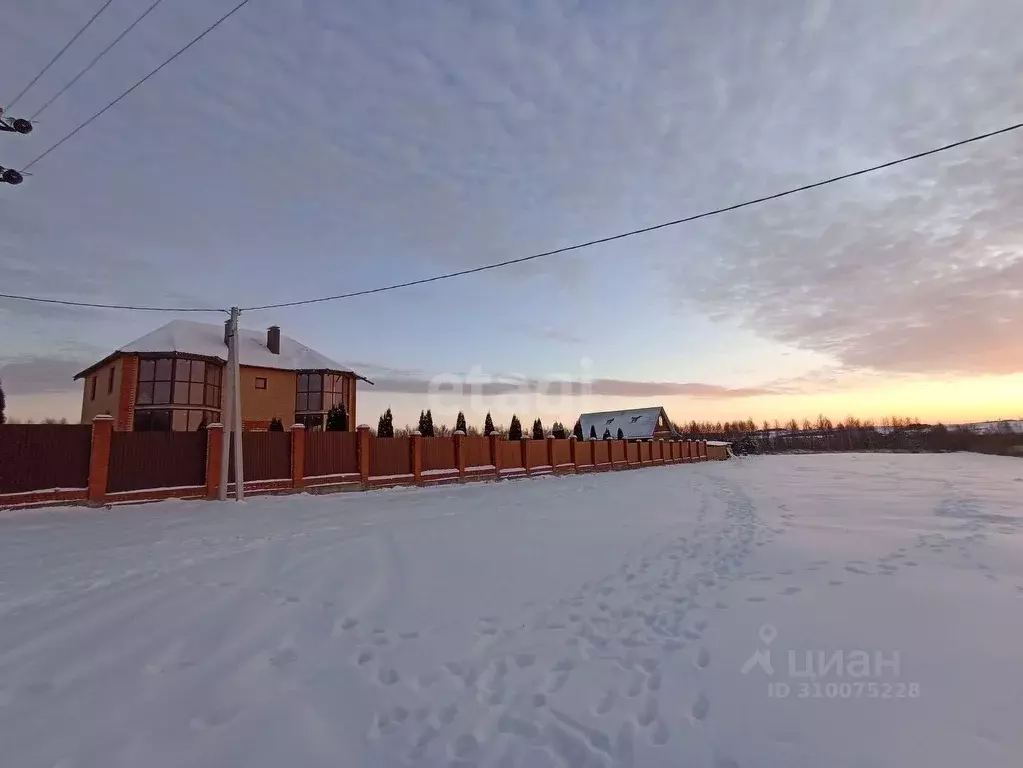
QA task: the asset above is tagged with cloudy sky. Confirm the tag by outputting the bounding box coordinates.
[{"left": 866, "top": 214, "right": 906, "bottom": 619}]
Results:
[{"left": 2, "top": 0, "right": 1021, "bottom": 428}]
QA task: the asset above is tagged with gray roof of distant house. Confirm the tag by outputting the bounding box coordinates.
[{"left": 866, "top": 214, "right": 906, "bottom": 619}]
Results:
[{"left": 578, "top": 406, "right": 679, "bottom": 439}]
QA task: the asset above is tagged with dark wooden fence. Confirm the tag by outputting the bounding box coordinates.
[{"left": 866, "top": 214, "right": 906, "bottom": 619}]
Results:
[
  {"left": 108, "top": 431, "right": 206, "bottom": 493},
  {"left": 526, "top": 440, "right": 548, "bottom": 468},
  {"left": 552, "top": 440, "right": 572, "bottom": 466},
  {"left": 2, "top": 420, "right": 716, "bottom": 508},
  {"left": 500, "top": 440, "right": 523, "bottom": 469},
  {"left": 611, "top": 440, "right": 626, "bottom": 463},
  {"left": 578, "top": 441, "right": 594, "bottom": 466},
  {"left": 371, "top": 437, "right": 411, "bottom": 477},
  {"left": 305, "top": 431, "right": 358, "bottom": 477},
  {"left": 0, "top": 424, "right": 91, "bottom": 493},
  {"left": 422, "top": 437, "right": 455, "bottom": 472},
  {"left": 463, "top": 436, "right": 491, "bottom": 467},
  {"left": 230, "top": 432, "right": 291, "bottom": 482}
]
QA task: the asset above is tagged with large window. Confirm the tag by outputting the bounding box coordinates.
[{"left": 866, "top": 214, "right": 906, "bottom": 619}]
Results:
[
  {"left": 296, "top": 372, "right": 322, "bottom": 412},
  {"left": 135, "top": 357, "right": 222, "bottom": 431},
  {"left": 296, "top": 372, "right": 349, "bottom": 419},
  {"left": 296, "top": 413, "right": 325, "bottom": 431},
  {"left": 324, "top": 373, "right": 348, "bottom": 411},
  {"left": 137, "top": 357, "right": 221, "bottom": 407},
  {"left": 134, "top": 409, "right": 216, "bottom": 432}
]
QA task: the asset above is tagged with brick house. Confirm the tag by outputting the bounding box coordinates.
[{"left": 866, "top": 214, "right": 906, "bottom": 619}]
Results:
[{"left": 74, "top": 320, "right": 368, "bottom": 431}]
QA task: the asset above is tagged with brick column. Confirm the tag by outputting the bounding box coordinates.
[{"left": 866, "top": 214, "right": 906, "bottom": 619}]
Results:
[
  {"left": 589, "top": 437, "right": 597, "bottom": 468},
  {"left": 700, "top": 440, "right": 708, "bottom": 461},
  {"left": 607, "top": 439, "right": 616, "bottom": 470},
  {"left": 453, "top": 431, "right": 466, "bottom": 481},
  {"left": 88, "top": 415, "right": 114, "bottom": 505},
  {"left": 546, "top": 437, "right": 556, "bottom": 472},
  {"left": 357, "top": 424, "right": 371, "bottom": 486},
  {"left": 290, "top": 423, "right": 305, "bottom": 489},
  {"left": 658, "top": 439, "right": 666, "bottom": 464},
  {"left": 205, "top": 423, "right": 224, "bottom": 499},
  {"left": 489, "top": 433, "right": 502, "bottom": 479},
  {"left": 115, "top": 355, "right": 139, "bottom": 431},
  {"left": 521, "top": 437, "right": 530, "bottom": 476},
  {"left": 411, "top": 431, "right": 423, "bottom": 485},
  {"left": 570, "top": 435, "right": 579, "bottom": 472}
]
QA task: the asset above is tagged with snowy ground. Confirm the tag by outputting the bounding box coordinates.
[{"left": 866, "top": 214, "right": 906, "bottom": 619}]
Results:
[{"left": 2, "top": 453, "right": 1022, "bottom": 768}]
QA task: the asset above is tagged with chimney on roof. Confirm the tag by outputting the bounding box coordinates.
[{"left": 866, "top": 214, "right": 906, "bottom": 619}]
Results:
[
  {"left": 223, "top": 318, "right": 231, "bottom": 346},
  {"left": 267, "top": 326, "right": 281, "bottom": 355}
]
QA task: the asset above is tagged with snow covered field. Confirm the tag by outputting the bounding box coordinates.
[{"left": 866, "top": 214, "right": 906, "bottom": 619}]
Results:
[{"left": 1, "top": 453, "right": 1022, "bottom": 768}]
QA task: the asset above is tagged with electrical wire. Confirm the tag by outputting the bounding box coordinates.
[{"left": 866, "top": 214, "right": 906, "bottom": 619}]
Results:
[
  {"left": 31, "top": 0, "right": 169, "bottom": 121},
  {"left": 241, "top": 120, "right": 1023, "bottom": 311},
  {"left": 22, "top": 0, "right": 257, "bottom": 172},
  {"left": 5, "top": 0, "right": 116, "bottom": 111},
  {"left": 0, "top": 292, "right": 226, "bottom": 313}
]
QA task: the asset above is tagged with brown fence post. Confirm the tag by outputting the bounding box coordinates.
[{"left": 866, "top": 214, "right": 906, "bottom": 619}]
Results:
[
  {"left": 590, "top": 438, "right": 597, "bottom": 468},
  {"left": 453, "top": 431, "right": 466, "bottom": 481},
  {"left": 290, "top": 423, "right": 305, "bottom": 490},
  {"left": 570, "top": 435, "right": 579, "bottom": 472},
  {"left": 700, "top": 440, "right": 708, "bottom": 461},
  {"left": 205, "top": 423, "right": 224, "bottom": 499},
  {"left": 521, "top": 438, "right": 531, "bottom": 476},
  {"left": 357, "top": 424, "right": 371, "bottom": 486},
  {"left": 546, "top": 436, "right": 556, "bottom": 473},
  {"left": 489, "top": 433, "right": 501, "bottom": 479},
  {"left": 658, "top": 439, "right": 666, "bottom": 464},
  {"left": 88, "top": 415, "right": 114, "bottom": 505},
  {"left": 411, "top": 431, "right": 423, "bottom": 485}
]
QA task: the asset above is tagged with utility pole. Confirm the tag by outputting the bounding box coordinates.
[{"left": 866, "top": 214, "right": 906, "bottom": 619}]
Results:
[
  {"left": 218, "top": 307, "right": 245, "bottom": 501},
  {"left": 230, "top": 307, "right": 244, "bottom": 500}
]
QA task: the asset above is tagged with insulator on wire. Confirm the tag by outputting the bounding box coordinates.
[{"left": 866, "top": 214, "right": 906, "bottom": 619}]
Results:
[{"left": 0, "top": 107, "right": 34, "bottom": 135}]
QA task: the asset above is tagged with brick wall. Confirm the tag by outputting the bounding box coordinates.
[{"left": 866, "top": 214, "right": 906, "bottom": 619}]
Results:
[{"left": 238, "top": 366, "right": 296, "bottom": 428}]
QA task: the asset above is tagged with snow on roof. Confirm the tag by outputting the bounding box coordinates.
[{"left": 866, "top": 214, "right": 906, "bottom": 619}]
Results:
[
  {"left": 82, "top": 320, "right": 358, "bottom": 377},
  {"left": 578, "top": 407, "right": 677, "bottom": 440}
]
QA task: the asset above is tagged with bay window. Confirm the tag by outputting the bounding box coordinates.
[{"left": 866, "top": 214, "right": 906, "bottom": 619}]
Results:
[{"left": 134, "top": 356, "right": 222, "bottom": 431}]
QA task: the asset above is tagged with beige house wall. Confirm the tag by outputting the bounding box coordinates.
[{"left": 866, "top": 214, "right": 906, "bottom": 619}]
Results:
[
  {"left": 80, "top": 358, "right": 123, "bottom": 424},
  {"left": 239, "top": 366, "right": 296, "bottom": 428}
]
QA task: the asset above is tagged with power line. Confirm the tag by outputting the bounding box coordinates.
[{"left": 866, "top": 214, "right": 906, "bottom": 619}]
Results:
[
  {"left": 22, "top": 0, "right": 257, "bottom": 172},
  {"left": 241, "top": 120, "right": 1023, "bottom": 312},
  {"left": 0, "top": 292, "right": 226, "bottom": 313},
  {"left": 5, "top": 0, "right": 116, "bottom": 111},
  {"left": 31, "top": 0, "right": 169, "bottom": 121}
]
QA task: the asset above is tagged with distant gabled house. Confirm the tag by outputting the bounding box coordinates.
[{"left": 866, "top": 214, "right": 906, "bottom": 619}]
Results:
[
  {"left": 578, "top": 406, "right": 681, "bottom": 441},
  {"left": 74, "top": 320, "right": 369, "bottom": 431}
]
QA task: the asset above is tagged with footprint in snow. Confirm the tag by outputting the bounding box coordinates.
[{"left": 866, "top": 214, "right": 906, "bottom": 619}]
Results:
[
  {"left": 696, "top": 646, "right": 711, "bottom": 668},
  {"left": 594, "top": 690, "right": 616, "bottom": 715},
  {"left": 691, "top": 692, "right": 710, "bottom": 721},
  {"left": 651, "top": 720, "right": 671, "bottom": 746},
  {"left": 450, "top": 734, "right": 480, "bottom": 760}
]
